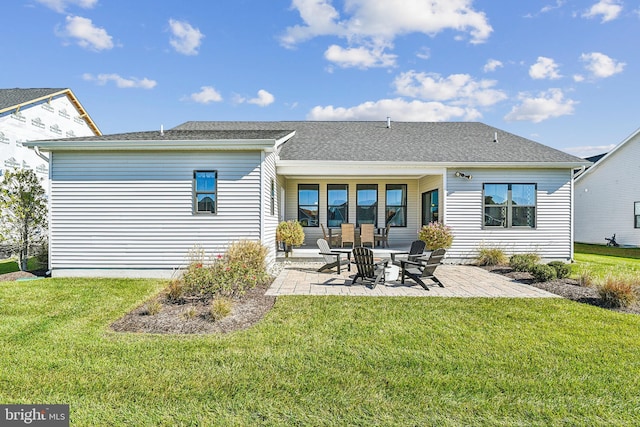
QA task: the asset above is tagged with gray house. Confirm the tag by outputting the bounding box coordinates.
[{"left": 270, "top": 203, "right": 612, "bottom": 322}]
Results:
[{"left": 26, "top": 121, "right": 588, "bottom": 278}]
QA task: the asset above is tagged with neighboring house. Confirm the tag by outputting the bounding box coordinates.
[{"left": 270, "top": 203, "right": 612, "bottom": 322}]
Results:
[
  {"left": 25, "top": 121, "right": 588, "bottom": 278},
  {"left": 0, "top": 88, "right": 101, "bottom": 190},
  {"left": 575, "top": 126, "right": 640, "bottom": 246}
]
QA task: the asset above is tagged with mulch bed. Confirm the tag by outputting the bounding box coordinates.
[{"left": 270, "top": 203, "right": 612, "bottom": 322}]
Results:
[
  {"left": 110, "top": 284, "right": 276, "bottom": 334},
  {"left": 482, "top": 265, "right": 640, "bottom": 315}
]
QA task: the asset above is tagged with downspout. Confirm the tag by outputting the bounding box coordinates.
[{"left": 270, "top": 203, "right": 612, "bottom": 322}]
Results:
[
  {"left": 570, "top": 168, "right": 576, "bottom": 262},
  {"left": 33, "top": 145, "right": 49, "bottom": 163}
]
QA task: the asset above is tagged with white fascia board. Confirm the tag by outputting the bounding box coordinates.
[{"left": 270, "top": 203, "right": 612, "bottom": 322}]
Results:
[
  {"left": 574, "top": 126, "right": 640, "bottom": 182},
  {"left": 23, "top": 139, "right": 280, "bottom": 152},
  {"left": 277, "top": 160, "right": 589, "bottom": 177}
]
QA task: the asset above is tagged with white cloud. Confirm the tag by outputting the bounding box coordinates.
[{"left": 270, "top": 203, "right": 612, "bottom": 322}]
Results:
[
  {"left": 247, "top": 90, "right": 275, "bottom": 107},
  {"left": 580, "top": 52, "right": 625, "bottom": 78},
  {"left": 36, "top": 0, "right": 97, "bottom": 13},
  {"left": 324, "top": 44, "right": 397, "bottom": 68},
  {"left": 483, "top": 59, "right": 503, "bottom": 72},
  {"left": 82, "top": 73, "right": 157, "bottom": 89},
  {"left": 416, "top": 47, "right": 431, "bottom": 60},
  {"left": 529, "top": 56, "right": 562, "bottom": 80},
  {"left": 393, "top": 71, "right": 507, "bottom": 107},
  {"left": 188, "top": 86, "right": 223, "bottom": 104},
  {"left": 281, "top": 0, "right": 492, "bottom": 68},
  {"left": 563, "top": 144, "right": 616, "bottom": 158},
  {"left": 307, "top": 98, "right": 480, "bottom": 121},
  {"left": 504, "top": 88, "right": 577, "bottom": 123},
  {"left": 58, "top": 15, "right": 113, "bottom": 51},
  {"left": 168, "top": 19, "right": 204, "bottom": 55},
  {"left": 583, "top": 0, "right": 623, "bottom": 22}
]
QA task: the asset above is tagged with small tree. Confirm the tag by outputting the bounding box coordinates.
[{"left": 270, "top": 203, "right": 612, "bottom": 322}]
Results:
[{"left": 0, "top": 169, "right": 48, "bottom": 271}]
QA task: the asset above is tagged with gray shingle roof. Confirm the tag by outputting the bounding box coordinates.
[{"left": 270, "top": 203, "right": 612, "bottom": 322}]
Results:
[
  {"left": 175, "top": 121, "right": 587, "bottom": 164},
  {"left": 0, "top": 88, "right": 67, "bottom": 111}
]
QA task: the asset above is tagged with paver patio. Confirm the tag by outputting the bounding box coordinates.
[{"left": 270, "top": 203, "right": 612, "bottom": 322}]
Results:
[{"left": 267, "top": 263, "right": 559, "bottom": 297}]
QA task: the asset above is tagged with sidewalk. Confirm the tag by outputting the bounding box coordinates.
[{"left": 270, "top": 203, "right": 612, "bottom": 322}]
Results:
[{"left": 267, "top": 263, "right": 559, "bottom": 298}]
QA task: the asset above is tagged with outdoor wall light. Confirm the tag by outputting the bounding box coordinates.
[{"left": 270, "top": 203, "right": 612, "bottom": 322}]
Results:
[{"left": 455, "top": 171, "right": 473, "bottom": 180}]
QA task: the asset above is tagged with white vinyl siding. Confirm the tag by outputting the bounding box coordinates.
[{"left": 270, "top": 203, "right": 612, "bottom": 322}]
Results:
[
  {"left": 49, "top": 151, "right": 263, "bottom": 274},
  {"left": 575, "top": 132, "right": 640, "bottom": 246},
  {"left": 261, "top": 151, "right": 279, "bottom": 266},
  {"left": 445, "top": 168, "right": 573, "bottom": 262}
]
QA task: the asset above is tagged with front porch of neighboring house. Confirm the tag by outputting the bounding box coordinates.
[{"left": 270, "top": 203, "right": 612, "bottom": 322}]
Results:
[{"left": 275, "top": 168, "right": 445, "bottom": 261}]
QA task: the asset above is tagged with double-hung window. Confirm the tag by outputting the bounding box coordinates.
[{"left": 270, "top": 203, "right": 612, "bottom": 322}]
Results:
[
  {"left": 194, "top": 171, "right": 217, "bottom": 214},
  {"left": 356, "top": 184, "right": 377, "bottom": 227},
  {"left": 483, "top": 183, "right": 536, "bottom": 228},
  {"left": 635, "top": 202, "right": 640, "bottom": 228},
  {"left": 327, "top": 184, "right": 348, "bottom": 227},
  {"left": 298, "top": 184, "right": 319, "bottom": 227},
  {"left": 386, "top": 184, "right": 407, "bottom": 227}
]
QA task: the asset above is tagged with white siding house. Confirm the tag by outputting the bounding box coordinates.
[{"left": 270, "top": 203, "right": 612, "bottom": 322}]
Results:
[
  {"left": 27, "top": 121, "right": 588, "bottom": 278},
  {"left": 575, "top": 127, "right": 640, "bottom": 247}
]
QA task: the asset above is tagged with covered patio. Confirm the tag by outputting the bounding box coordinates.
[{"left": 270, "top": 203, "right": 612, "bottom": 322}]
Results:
[{"left": 268, "top": 261, "right": 559, "bottom": 298}]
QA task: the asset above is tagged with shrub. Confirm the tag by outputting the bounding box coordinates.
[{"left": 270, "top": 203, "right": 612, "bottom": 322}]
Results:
[
  {"left": 276, "top": 220, "right": 305, "bottom": 248},
  {"left": 529, "top": 264, "right": 557, "bottom": 282},
  {"left": 418, "top": 222, "right": 454, "bottom": 250},
  {"left": 547, "top": 261, "right": 571, "bottom": 279},
  {"left": 144, "top": 300, "right": 162, "bottom": 316},
  {"left": 598, "top": 276, "right": 638, "bottom": 308},
  {"left": 226, "top": 240, "right": 268, "bottom": 272},
  {"left": 574, "top": 264, "right": 595, "bottom": 287},
  {"left": 509, "top": 253, "right": 540, "bottom": 272},
  {"left": 182, "top": 241, "right": 271, "bottom": 299},
  {"left": 211, "top": 297, "right": 233, "bottom": 321},
  {"left": 476, "top": 247, "right": 507, "bottom": 266},
  {"left": 166, "top": 279, "right": 184, "bottom": 302}
]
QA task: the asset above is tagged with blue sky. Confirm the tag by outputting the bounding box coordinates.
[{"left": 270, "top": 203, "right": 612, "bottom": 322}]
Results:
[{"left": 3, "top": 0, "right": 639, "bottom": 157}]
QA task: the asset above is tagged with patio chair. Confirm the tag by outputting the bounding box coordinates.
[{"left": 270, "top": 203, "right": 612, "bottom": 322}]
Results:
[
  {"left": 316, "top": 238, "right": 351, "bottom": 274},
  {"left": 391, "top": 240, "right": 426, "bottom": 267},
  {"left": 360, "top": 223, "right": 375, "bottom": 248},
  {"left": 321, "top": 224, "right": 340, "bottom": 247},
  {"left": 341, "top": 223, "right": 355, "bottom": 248},
  {"left": 352, "top": 246, "right": 388, "bottom": 289},
  {"left": 375, "top": 223, "right": 391, "bottom": 248},
  {"left": 400, "top": 248, "right": 446, "bottom": 290}
]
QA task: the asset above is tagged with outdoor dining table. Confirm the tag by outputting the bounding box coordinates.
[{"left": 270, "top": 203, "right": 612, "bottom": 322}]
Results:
[{"left": 327, "top": 226, "right": 388, "bottom": 247}]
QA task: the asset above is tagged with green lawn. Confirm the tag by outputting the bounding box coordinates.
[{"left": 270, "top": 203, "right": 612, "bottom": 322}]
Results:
[
  {"left": 1, "top": 277, "right": 640, "bottom": 425},
  {"left": 0, "top": 257, "right": 41, "bottom": 275}
]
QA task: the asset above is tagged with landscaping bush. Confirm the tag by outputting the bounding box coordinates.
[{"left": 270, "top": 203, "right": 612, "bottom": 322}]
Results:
[
  {"left": 547, "top": 261, "right": 571, "bottom": 279},
  {"left": 210, "top": 297, "right": 233, "bottom": 321},
  {"left": 276, "top": 220, "right": 305, "bottom": 250},
  {"left": 226, "top": 240, "right": 268, "bottom": 272},
  {"left": 418, "top": 221, "right": 453, "bottom": 250},
  {"left": 598, "top": 276, "right": 638, "bottom": 308},
  {"left": 574, "top": 264, "right": 595, "bottom": 287},
  {"left": 166, "top": 279, "right": 184, "bottom": 302},
  {"left": 476, "top": 246, "right": 507, "bottom": 266},
  {"left": 529, "top": 264, "right": 557, "bottom": 282},
  {"left": 182, "top": 241, "right": 271, "bottom": 299},
  {"left": 509, "top": 253, "right": 541, "bottom": 272}
]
